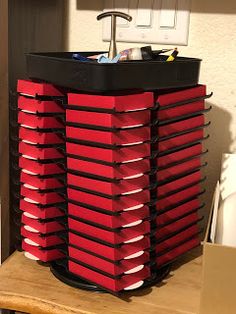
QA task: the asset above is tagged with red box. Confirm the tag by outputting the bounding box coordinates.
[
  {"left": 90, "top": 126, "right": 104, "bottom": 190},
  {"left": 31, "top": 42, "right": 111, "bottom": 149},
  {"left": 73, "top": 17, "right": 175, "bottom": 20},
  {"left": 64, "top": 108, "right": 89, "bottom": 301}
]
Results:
[
  {"left": 18, "top": 95, "right": 64, "bottom": 113},
  {"left": 157, "top": 198, "right": 201, "bottom": 225},
  {"left": 156, "top": 224, "right": 200, "bottom": 254},
  {"left": 18, "top": 111, "right": 64, "bottom": 129},
  {"left": 68, "top": 261, "right": 150, "bottom": 292},
  {"left": 69, "top": 246, "right": 149, "bottom": 276},
  {"left": 67, "top": 187, "right": 149, "bottom": 213},
  {"left": 156, "top": 237, "right": 200, "bottom": 267},
  {"left": 157, "top": 170, "right": 201, "bottom": 197},
  {"left": 66, "top": 125, "right": 150, "bottom": 146},
  {"left": 157, "top": 157, "right": 202, "bottom": 182},
  {"left": 156, "top": 85, "right": 206, "bottom": 121},
  {"left": 156, "top": 212, "right": 200, "bottom": 240},
  {"left": 157, "top": 143, "right": 202, "bottom": 168},
  {"left": 67, "top": 92, "right": 153, "bottom": 112},
  {"left": 21, "top": 227, "right": 64, "bottom": 247},
  {"left": 67, "top": 173, "right": 149, "bottom": 196},
  {"left": 66, "top": 142, "right": 150, "bottom": 163},
  {"left": 158, "top": 115, "right": 205, "bottom": 137},
  {"left": 67, "top": 157, "right": 150, "bottom": 180},
  {"left": 19, "top": 156, "right": 65, "bottom": 176},
  {"left": 157, "top": 184, "right": 202, "bottom": 211},
  {"left": 20, "top": 185, "right": 64, "bottom": 205},
  {"left": 20, "top": 199, "right": 64, "bottom": 219},
  {"left": 22, "top": 241, "right": 65, "bottom": 262},
  {"left": 69, "top": 232, "right": 150, "bottom": 261},
  {"left": 68, "top": 218, "right": 150, "bottom": 245},
  {"left": 158, "top": 101, "right": 205, "bottom": 122},
  {"left": 66, "top": 109, "right": 151, "bottom": 129},
  {"left": 17, "top": 79, "right": 65, "bottom": 97},
  {"left": 19, "top": 142, "right": 64, "bottom": 160},
  {"left": 157, "top": 129, "right": 204, "bottom": 152},
  {"left": 19, "top": 127, "right": 64, "bottom": 145},
  {"left": 22, "top": 213, "right": 65, "bottom": 234},
  {"left": 20, "top": 171, "right": 65, "bottom": 190},
  {"left": 68, "top": 203, "right": 149, "bottom": 229}
]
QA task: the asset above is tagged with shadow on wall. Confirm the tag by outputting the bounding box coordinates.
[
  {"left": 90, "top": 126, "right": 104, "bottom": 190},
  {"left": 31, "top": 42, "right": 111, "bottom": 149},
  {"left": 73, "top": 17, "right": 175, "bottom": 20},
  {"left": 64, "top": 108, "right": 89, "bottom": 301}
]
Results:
[
  {"left": 76, "top": 0, "right": 236, "bottom": 14},
  {"left": 200, "top": 101, "right": 233, "bottom": 233},
  {"left": 76, "top": 0, "right": 103, "bottom": 11},
  {"left": 8, "top": 0, "right": 66, "bottom": 255}
]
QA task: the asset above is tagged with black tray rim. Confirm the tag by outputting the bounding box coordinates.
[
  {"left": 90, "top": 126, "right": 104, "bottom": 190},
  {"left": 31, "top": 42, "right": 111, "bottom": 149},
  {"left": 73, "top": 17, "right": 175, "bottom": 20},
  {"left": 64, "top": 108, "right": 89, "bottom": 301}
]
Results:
[{"left": 26, "top": 51, "right": 202, "bottom": 66}]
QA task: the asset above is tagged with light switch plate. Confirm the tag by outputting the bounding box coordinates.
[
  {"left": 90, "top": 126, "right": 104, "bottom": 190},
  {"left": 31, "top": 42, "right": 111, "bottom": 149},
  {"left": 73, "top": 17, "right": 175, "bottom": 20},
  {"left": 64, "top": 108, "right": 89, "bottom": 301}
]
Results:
[{"left": 102, "top": 0, "right": 191, "bottom": 45}]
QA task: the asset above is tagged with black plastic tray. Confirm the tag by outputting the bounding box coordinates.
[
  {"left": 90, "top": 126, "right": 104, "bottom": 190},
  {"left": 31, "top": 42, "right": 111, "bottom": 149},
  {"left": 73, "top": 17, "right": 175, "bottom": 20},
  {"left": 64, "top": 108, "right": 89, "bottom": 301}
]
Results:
[{"left": 26, "top": 52, "right": 201, "bottom": 93}]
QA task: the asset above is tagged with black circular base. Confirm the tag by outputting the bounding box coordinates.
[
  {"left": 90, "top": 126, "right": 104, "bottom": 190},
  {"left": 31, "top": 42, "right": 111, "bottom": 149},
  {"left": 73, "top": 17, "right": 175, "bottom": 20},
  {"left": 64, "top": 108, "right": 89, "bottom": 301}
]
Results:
[
  {"left": 50, "top": 261, "right": 171, "bottom": 294},
  {"left": 50, "top": 261, "right": 106, "bottom": 292}
]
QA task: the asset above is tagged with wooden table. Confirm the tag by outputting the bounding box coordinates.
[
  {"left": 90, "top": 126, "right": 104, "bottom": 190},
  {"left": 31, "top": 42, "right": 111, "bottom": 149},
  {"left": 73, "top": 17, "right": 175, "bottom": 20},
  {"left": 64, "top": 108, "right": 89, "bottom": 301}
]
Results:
[{"left": 0, "top": 249, "right": 202, "bottom": 314}]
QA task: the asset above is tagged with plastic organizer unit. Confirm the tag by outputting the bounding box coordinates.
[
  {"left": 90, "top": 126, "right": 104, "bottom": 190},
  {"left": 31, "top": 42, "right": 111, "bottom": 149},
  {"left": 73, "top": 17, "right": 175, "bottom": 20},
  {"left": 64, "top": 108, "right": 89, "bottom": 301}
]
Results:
[{"left": 14, "top": 78, "right": 212, "bottom": 295}]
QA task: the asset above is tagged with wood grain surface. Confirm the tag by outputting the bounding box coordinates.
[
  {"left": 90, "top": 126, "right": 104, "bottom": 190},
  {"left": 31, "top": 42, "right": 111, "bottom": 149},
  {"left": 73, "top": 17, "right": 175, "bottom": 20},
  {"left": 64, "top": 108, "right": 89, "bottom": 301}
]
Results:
[{"left": 0, "top": 249, "right": 202, "bottom": 314}]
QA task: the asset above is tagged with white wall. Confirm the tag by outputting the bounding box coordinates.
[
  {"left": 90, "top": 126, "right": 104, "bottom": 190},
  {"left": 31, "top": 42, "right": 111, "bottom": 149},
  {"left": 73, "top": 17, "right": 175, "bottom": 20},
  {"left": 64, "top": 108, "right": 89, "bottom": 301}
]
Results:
[{"left": 66, "top": 0, "right": 236, "bottom": 212}]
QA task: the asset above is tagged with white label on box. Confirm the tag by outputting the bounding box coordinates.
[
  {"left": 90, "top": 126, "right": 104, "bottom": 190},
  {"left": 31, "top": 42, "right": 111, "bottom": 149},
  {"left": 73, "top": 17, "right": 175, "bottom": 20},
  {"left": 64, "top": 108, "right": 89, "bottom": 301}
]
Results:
[{"left": 124, "top": 281, "right": 144, "bottom": 290}]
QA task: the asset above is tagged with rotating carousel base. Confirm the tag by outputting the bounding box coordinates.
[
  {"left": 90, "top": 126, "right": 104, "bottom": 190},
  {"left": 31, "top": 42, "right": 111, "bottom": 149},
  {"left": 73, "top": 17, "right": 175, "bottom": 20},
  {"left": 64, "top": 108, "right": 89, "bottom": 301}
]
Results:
[{"left": 50, "top": 260, "right": 171, "bottom": 295}]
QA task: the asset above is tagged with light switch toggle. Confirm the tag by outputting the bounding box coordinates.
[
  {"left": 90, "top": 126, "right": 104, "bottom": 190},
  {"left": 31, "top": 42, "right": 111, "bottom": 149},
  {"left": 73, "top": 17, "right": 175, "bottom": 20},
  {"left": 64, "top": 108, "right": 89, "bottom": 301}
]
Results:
[
  {"left": 159, "top": 0, "right": 177, "bottom": 29},
  {"left": 136, "top": 0, "right": 153, "bottom": 27}
]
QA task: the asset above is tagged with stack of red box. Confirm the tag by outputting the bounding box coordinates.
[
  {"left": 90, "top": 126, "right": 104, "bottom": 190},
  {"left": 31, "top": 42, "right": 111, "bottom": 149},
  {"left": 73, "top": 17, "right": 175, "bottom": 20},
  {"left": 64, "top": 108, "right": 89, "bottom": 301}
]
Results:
[
  {"left": 64, "top": 85, "right": 210, "bottom": 293},
  {"left": 66, "top": 92, "right": 155, "bottom": 292},
  {"left": 153, "top": 85, "right": 210, "bottom": 267},
  {"left": 15, "top": 79, "right": 211, "bottom": 294},
  {"left": 17, "top": 80, "right": 66, "bottom": 262}
]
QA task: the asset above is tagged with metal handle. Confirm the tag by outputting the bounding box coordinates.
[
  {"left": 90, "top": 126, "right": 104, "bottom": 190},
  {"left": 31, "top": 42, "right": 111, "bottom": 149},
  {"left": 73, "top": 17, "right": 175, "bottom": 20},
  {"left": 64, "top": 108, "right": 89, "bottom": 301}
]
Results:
[{"left": 97, "top": 11, "right": 132, "bottom": 59}]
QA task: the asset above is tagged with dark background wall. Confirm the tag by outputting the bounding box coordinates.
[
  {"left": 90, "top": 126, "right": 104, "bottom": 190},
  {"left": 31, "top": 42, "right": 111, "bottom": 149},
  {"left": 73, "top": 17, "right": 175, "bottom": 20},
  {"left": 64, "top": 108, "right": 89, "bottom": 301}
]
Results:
[{"left": 4, "top": 0, "right": 67, "bottom": 257}]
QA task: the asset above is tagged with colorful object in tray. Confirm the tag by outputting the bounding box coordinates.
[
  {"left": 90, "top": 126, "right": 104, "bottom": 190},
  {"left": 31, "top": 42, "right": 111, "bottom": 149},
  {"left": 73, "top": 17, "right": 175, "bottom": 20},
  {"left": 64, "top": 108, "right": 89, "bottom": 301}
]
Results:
[
  {"left": 94, "top": 47, "right": 173, "bottom": 63},
  {"left": 72, "top": 52, "right": 121, "bottom": 63},
  {"left": 97, "top": 53, "right": 122, "bottom": 64},
  {"left": 72, "top": 53, "right": 92, "bottom": 62},
  {"left": 72, "top": 52, "right": 122, "bottom": 63},
  {"left": 73, "top": 46, "right": 175, "bottom": 64},
  {"left": 166, "top": 48, "right": 179, "bottom": 62},
  {"left": 118, "top": 47, "right": 172, "bottom": 61}
]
